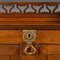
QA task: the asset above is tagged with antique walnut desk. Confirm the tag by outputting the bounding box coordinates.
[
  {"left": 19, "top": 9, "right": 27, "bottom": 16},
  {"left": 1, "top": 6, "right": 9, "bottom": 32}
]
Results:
[{"left": 0, "top": 1, "right": 60, "bottom": 60}]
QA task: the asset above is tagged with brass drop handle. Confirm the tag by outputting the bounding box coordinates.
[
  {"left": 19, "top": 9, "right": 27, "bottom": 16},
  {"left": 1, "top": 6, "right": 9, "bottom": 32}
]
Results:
[
  {"left": 24, "top": 44, "right": 36, "bottom": 55},
  {"left": 23, "top": 30, "right": 36, "bottom": 55}
]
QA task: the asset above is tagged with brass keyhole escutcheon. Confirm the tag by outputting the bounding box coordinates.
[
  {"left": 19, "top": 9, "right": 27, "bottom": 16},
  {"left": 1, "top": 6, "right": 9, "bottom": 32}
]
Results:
[
  {"left": 25, "top": 32, "right": 34, "bottom": 41},
  {"left": 23, "top": 30, "right": 36, "bottom": 42},
  {"left": 23, "top": 30, "right": 36, "bottom": 55}
]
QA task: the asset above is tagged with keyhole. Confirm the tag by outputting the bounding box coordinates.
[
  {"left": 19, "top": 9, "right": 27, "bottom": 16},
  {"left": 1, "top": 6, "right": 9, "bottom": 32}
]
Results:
[
  {"left": 28, "top": 34, "right": 30, "bottom": 38},
  {"left": 27, "top": 33, "right": 33, "bottom": 40}
]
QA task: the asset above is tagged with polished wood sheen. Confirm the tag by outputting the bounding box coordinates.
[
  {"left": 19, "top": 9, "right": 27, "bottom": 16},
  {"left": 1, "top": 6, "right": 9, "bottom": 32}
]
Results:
[{"left": 0, "top": 2, "right": 60, "bottom": 60}]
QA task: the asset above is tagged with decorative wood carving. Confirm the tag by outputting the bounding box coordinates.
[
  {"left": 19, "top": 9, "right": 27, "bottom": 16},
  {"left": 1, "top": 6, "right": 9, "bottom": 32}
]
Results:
[
  {"left": 0, "top": 2, "right": 59, "bottom": 18},
  {"left": 0, "top": 2, "right": 59, "bottom": 14}
]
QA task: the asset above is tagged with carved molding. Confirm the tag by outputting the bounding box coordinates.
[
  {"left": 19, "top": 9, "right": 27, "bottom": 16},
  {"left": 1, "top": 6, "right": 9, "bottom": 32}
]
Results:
[
  {"left": 0, "top": 4, "right": 60, "bottom": 14},
  {"left": 0, "top": 2, "right": 59, "bottom": 29},
  {"left": 0, "top": 3, "right": 59, "bottom": 14},
  {"left": 0, "top": 2, "right": 59, "bottom": 18}
]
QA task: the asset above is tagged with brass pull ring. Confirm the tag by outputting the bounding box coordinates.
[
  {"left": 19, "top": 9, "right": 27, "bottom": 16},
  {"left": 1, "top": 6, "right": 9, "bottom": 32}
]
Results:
[{"left": 24, "top": 44, "right": 36, "bottom": 55}]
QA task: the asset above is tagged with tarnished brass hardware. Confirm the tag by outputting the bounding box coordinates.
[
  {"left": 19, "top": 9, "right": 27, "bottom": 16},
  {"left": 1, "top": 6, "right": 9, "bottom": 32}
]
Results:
[
  {"left": 24, "top": 44, "right": 36, "bottom": 55},
  {"left": 23, "top": 30, "right": 36, "bottom": 43},
  {"left": 23, "top": 30, "right": 36, "bottom": 55}
]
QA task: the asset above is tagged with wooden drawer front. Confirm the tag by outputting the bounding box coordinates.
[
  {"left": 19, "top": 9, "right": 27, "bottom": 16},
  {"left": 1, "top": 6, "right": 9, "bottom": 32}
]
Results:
[
  {"left": 36, "top": 30, "right": 60, "bottom": 44},
  {"left": 0, "top": 30, "right": 60, "bottom": 60},
  {"left": 43, "top": 45, "right": 60, "bottom": 60},
  {"left": 20, "top": 44, "right": 46, "bottom": 60},
  {"left": 48, "top": 55, "right": 60, "bottom": 60},
  {"left": 40, "top": 45, "right": 60, "bottom": 60},
  {"left": 0, "top": 30, "right": 60, "bottom": 44},
  {"left": 0, "top": 44, "right": 59, "bottom": 60},
  {"left": 20, "top": 45, "right": 60, "bottom": 60},
  {"left": 0, "top": 56, "right": 9, "bottom": 60},
  {"left": 0, "top": 30, "right": 22, "bottom": 44},
  {"left": 0, "top": 45, "right": 19, "bottom": 60}
]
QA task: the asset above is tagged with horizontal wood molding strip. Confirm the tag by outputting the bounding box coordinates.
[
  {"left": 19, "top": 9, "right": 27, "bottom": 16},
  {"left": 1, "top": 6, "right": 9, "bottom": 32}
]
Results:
[
  {"left": 0, "top": 13, "right": 60, "bottom": 18},
  {"left": 0, "top": 18, "right": 59, "bottom": 30},
  {"left": 0, "top": 2, "right": 59, "bottom": 29}
]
